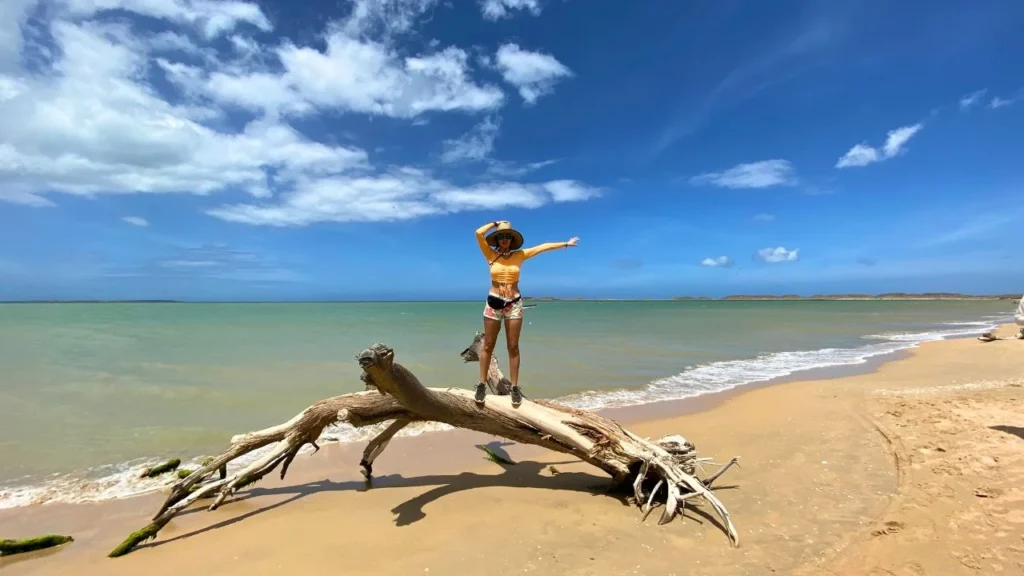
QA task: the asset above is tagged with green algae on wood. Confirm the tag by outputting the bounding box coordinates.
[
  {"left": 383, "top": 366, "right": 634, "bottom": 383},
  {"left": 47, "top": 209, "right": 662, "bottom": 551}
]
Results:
[
  {"left": 108, "top": 522, "right": 161, "bottom": 558},
  {"left": 140, "top": 458, "right": 181, "bottom": 478},
  {"left": 176, "top": 468, "right": 194, "bottom": 479},
  {"left": 235, "top": 474, "right": 260, "bottom": 490},
  {"left": 0, "top": 535, "right": 74, "bottom": 556}
]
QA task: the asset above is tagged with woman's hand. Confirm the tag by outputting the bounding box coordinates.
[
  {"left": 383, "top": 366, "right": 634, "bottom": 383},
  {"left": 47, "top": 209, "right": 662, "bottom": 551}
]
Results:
[{"left": 566, "top": 236, "right": 579, "bottom": 247}]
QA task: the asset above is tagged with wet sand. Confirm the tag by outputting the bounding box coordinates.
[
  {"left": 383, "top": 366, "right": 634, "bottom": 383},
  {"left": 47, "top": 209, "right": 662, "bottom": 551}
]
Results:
[{"left": 2, "top": 324, "right": 1022, "bottom": 575}]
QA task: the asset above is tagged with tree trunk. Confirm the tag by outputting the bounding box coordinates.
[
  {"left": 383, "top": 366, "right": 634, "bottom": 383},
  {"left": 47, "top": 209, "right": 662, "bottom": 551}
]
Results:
[{"left": 109, "top": 335, "right": 740, "bottom": 558}]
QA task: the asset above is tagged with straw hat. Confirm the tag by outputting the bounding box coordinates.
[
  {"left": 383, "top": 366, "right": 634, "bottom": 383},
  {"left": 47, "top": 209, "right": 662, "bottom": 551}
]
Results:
[{"left": 485, "top": 221, "right": 524, "bottom": 251}]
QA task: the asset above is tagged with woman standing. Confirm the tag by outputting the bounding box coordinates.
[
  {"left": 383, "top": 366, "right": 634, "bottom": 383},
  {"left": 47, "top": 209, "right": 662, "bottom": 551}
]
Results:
[{"left": 473, "top": 220, "right": 579, "bottom": 406}]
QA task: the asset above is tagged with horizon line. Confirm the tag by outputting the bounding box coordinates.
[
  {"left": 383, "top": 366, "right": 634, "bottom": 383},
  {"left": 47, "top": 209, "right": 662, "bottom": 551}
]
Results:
[{"left": 0, "top": 292, "right": 1018, "bottom": 304}]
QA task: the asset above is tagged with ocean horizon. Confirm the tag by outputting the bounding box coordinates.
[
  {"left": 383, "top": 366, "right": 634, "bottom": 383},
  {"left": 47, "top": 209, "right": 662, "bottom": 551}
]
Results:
[{"left": 0, "top": 299, "right": 1014, "bottom": 509}]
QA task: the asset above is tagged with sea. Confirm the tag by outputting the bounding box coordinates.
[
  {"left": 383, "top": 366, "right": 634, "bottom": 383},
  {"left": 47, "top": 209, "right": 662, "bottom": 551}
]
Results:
[{"left": 0, "top": 300, "right": 1013, "bottom": 509}]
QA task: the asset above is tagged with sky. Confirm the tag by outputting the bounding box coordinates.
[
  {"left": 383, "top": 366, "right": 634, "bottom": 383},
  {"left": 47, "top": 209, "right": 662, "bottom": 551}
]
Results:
[{"left": 1, "top": 0, "right": 1022, "bottom": 301}]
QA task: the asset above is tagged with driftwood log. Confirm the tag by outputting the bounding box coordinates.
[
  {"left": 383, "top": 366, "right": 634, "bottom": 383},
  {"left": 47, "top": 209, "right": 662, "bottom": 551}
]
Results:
[{"left": 109, "top": 333, "right": 740, "bottom": 557}]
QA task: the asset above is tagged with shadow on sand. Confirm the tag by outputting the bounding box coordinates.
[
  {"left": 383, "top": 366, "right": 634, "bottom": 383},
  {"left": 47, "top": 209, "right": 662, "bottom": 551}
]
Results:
[
  {"left": 139, "top": 440, "right": 737, "bottom": 552},
  {"left": 990, "top": 425, "right": 1024, "bottom": 441}
]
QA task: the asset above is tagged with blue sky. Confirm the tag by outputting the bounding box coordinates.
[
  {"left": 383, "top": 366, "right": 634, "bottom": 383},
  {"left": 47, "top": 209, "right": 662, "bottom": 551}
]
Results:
[{"left": 1, "top": 0, "right": 1022, "bottom": 301}]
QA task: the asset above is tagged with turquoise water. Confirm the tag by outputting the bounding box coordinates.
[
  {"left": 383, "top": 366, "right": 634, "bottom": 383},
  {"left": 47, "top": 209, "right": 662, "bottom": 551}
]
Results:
[{"left": 0, "top": 300, "right": 1012, "bottom": 507}]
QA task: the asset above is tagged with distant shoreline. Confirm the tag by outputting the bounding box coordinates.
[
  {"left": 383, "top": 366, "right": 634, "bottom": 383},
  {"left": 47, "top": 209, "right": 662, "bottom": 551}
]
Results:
[{"left": 0, "top": 293, "right": 1017, "bottom": 304}]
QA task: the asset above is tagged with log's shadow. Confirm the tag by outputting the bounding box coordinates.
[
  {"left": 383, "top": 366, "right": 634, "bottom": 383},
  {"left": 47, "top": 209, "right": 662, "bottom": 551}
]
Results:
[
  {"left": 990, "top": 425, "right": 1024, "bottom": 440},
  {"left": 143, "top": 455, "right": 614, "bottom": 551}
]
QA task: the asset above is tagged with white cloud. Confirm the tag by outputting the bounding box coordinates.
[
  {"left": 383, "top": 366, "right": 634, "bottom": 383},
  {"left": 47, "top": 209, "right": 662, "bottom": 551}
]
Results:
[
  {"left": 145, "top": 31, "right": 204, "bottom": 56},
  {"left": 273, "top": 41, "right": 504, "bottom": 118},
  {"left": 835, "top": 144, "right": 878, "bottom": 168},
  {"left": 753, "top": 213, "right": 775, "bottom": 222},
  {"left": 756, "top": 246, "right": 799, "bottom": 263},
  {"left": 0, "top": 0, "right": 36, "bottom": 74},
  {"left": 881, "top": 124, "right": 921, "bottom": 157},
  {"left": 959, "top": 88, "right": 987, "bottom": 110},
  {"left": 161, "top": 34, "right": 506, "bottom": 118},
  {"left": 206, "top": 172, "right": 600, "bottom": 226},
  {"left": 494, "top": 43, "right": 572, "bottom": 104},
  {"left": 835, "top": 123, "right": 922, "bottom": 168},
  {"left": 0, "top": 17, "right": 368, "bottom": 207},
  {"left": 441, "top": 116, "right": 500, "bottom": 163},
  {"left": 480, "top": 0, "right": 541, "bottom": 21},
  {"left": 690, "top": 159, "right": 795, "bottom": 189},
  {"left": 228, "top": 34, "right": 260, "bottom": 57},
  {"left": 542, "top": 180, "right": 600, "bottom": 202},
  {"left": 485, "top": 158, "right": 558, "bottom": 178},
  {"left": 122, "top": 216, "right": 149, "bottom": 227},
  {"left": 700, "top": 256, "right": 733, "bottom": 268},
  {"left": 990, "top": 96, "right": 1016, "bottom": 109},
  {"left": 0, "top": 0, "right": 600, "bottom": 223},
  {"left": 62, "top": 0, "right": 273, "bottom": 38}
]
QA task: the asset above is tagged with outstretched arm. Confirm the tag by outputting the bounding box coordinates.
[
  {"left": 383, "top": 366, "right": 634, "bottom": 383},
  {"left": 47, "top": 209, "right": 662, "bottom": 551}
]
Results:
[
  {"left": 475, "top": 221, "right": 503, "bottom": 258},
  {"left": 522, "top": 236, "right": 579, "bottom": 259}
]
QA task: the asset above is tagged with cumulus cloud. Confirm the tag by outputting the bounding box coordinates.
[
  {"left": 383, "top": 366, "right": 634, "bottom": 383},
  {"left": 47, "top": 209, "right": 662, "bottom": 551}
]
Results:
[
  {"left": 122, "top": 216, "right": 149, "bottom": 227},
  {"left": 835, "top": 123, "right": 922, "bottom": 168},
  {"left": 700, "top": 256, "right": 733, "bottom": 268},
  {"left": 0, "top": 0, "right": 599, "bottom": 222},
  {"left": 480, "top": 0, "right": 541, "bottom": 20},
  {"left": 494, "top": 43, "right": 573, "bottom": 104},
  {"left": 756, "top": 246, "right": 799, "bottom": 263},
  {"left": 690, "top": 160, "right": 795, "bottom": 189},
  {"left": 160, "top": 29, "right": 506, "bottom": 118}
]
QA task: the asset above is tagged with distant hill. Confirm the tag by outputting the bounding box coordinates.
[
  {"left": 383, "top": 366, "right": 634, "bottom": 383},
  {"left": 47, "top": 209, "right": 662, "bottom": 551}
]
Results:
[
  {"left": 717, "top": 293, "right": 1018, "bottom": 301},
  {"left": 523, "top": 293, "right": 1019, "bottom": 302}
]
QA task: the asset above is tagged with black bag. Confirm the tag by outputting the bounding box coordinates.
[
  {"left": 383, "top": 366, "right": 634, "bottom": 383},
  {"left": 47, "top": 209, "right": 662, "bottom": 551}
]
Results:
[{"left": 487, "top": 294, "right": 521, "bottom": 310}]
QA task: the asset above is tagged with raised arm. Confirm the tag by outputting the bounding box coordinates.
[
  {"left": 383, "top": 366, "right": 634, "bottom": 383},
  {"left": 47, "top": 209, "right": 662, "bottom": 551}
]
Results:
[
  {"left": 521, "top": 236, "right": 579, "bottom": 259},
  {"left": 475, "top": 221, "right": 500, "bottom": 258}
]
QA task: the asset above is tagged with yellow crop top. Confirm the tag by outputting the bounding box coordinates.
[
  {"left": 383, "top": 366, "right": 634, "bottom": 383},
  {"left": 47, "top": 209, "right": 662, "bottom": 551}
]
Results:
[{"left": 476, "top": 234, "right": 566, "bottom": 284}]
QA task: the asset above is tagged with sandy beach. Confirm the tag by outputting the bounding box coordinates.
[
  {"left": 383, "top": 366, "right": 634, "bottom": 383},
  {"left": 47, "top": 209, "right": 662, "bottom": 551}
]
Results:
[{"left": 2, "top": 324, "right": 1022, "bottom": 575}]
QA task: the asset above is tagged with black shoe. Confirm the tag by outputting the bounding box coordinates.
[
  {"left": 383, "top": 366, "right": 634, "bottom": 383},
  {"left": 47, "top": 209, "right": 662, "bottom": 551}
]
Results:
[
  {"left": 511, "top": 386, "right": 522, "bottom": 407},
  {"left": 475, "top": 382, "right": 487, "bottom": 404}
]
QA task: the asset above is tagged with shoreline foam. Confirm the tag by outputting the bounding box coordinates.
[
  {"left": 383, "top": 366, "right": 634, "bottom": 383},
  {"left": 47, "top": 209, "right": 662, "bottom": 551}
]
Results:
[{"left": 0, "top": 314, "right": 1008, "bottom": 510}]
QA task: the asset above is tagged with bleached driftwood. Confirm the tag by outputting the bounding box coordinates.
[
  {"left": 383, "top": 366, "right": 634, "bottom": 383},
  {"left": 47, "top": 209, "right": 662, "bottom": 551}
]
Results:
[{"left": 109, "top": 334, "right": 740, "bottom": 557}]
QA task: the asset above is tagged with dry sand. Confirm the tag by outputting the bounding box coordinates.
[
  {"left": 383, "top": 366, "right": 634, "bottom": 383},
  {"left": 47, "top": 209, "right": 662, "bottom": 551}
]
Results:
[{"left": 1, "top": 324, "right": 1022, "bottom": 575}]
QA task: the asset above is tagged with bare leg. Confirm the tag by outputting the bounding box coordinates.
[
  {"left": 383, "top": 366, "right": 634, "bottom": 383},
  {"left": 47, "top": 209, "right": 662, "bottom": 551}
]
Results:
[
  {"left": 505, "top": 316, "right": 523, "bottom": 406},
  {"left": 504, "top": 317, "right": 522, "bottom": 387},
  {"left": 477, "top": 317, "right": 502, "bottom": 401}
]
